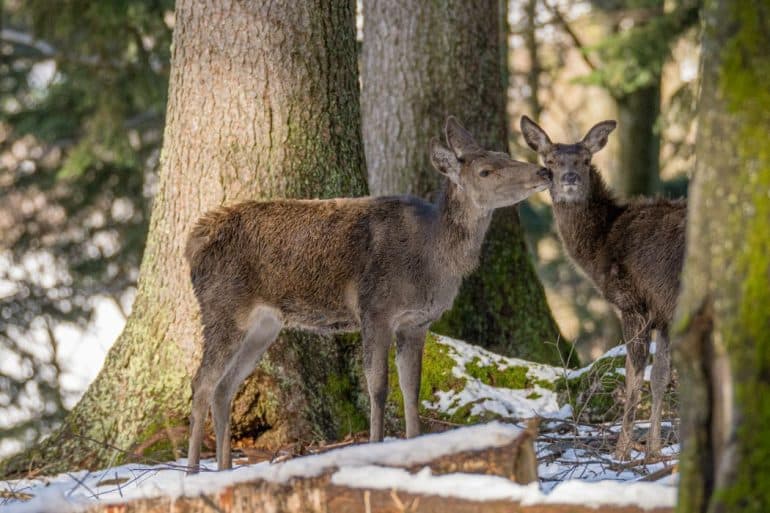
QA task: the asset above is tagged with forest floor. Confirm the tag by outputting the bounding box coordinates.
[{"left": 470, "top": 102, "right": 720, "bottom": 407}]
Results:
[{"left": 0, "top": 335, "right": 679, "bottom": 512}]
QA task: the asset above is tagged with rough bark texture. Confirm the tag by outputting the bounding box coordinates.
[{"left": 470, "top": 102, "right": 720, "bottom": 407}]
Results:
[
  {"left": 673, "top": 0, "right": 770, "bottom": 511},
  {"left": 1, "top": 0, "right": 369, "bottom": 477},
  {"left": 361, "top": 0, "right": 573, "bottom": 366},
  {"left": 613, "top": 85, "right": 661, "bottom": 197}
]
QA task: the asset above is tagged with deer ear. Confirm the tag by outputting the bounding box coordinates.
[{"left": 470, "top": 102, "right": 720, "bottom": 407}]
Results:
[
  {"left": 445, "top": 116, "right": 481, "bottom": 159},
  {"left": 520, "top": 116, "right": 552, "bottom": 153},
  {"left": 582, "top": 120, "right": 617, "bottom": 154},
  {"left": 429, "top": 137, "right": 461, "bottom": 185}
]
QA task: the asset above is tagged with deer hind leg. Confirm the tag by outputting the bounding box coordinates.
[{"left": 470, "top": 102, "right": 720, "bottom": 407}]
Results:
[
  {"left": 616, "top": 312, "right": 651, "bottom": 460},
  {"left": 211, "top": 305, "right": 283, "bottom": 471},
  {"left": 395, "top": 325, "right": 427, "bottom": 439},
  {"left": 188, "top": 367, "right": 215, "bottom": 474},
  {"left": 187, "top": 320, "right": 239, "bottom": 474},
  {"left": 648, "top": 328, "right": 671, "bottom": 456},
  {"left": 361, "top": 315, "right": 394, "bottom": 443}
]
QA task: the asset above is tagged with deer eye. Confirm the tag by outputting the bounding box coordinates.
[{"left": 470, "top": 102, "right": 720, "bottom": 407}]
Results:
[
  {"left": 583, "top": 158, "right": 591, "bottom": 166},
  {"left": 479, "top": 169, "right": 491, "bottom": 177}
]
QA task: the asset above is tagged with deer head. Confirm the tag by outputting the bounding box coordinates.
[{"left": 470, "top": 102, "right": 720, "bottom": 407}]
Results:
[
  {"left": 430, "top": 117, "right": 552, "bottom": 210},
  {"left": 520, "top": 116, "right": 616, "bottom": 203}
]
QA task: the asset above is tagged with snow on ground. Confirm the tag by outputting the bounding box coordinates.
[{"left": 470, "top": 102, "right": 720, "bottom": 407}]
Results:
[
  {"left": 1, "top": 336, "right": 678, "bottom": 512},
  {"left": 1, "top": 423, "right": 676, "bottom": 513},
  {"left": 535, "top": 422, "right": 679, "bottom": 492}
]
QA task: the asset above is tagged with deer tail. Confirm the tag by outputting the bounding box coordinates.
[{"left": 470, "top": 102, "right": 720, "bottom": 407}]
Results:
[{"left": 185, "top": 207, "right": 233, "bottom": 267}]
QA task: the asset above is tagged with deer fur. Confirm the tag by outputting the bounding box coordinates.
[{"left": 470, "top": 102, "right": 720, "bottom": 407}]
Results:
[
  {"left": 185, "top": 117, "right": 552, "bottom": 472},
  {"left": 520, "top": 115, "right": 686, "bottom": 459}
]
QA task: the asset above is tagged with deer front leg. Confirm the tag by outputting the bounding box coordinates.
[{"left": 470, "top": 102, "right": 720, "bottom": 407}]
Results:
[
  {"left": 396, "top": 325, "right": 427, "bottom": 438},
  {"left": 616, "top": 312, "right": 650, "bottom": 460},
  {"left": 648, "top": 328, "right": 671, "bottom": 456},
  {"left": 362, "top": 316, "right": 393, "bottom": 442}
]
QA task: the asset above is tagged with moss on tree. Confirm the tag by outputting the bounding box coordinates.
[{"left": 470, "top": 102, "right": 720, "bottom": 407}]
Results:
[
  {"left": 707, "top": 0, "right": 770, "bottom": 509},
  {"left": 675, "top": 1, "right": 770, "bottom": 511}
]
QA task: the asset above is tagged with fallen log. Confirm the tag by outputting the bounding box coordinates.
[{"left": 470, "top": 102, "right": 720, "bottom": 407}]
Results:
[{"left": 22, "top": 422, "right": 673, "bottom": 513}]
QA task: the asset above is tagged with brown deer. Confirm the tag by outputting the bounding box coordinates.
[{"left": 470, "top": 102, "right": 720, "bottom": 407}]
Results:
[
  {"left": 185, "top": 117, "right": 552, "bottom": 472},
  {"left": 520, "top": 116, "right": 686, "bottom": 459}
]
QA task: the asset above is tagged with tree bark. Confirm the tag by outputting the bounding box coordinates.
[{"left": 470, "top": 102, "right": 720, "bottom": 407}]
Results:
[
  {"left": 1, "top": 0, "right": 369, "bottom": 477},
  {"left": 673, "top": 0, "right": 770, "bottom": 511},
  {"left": 361, "top": 0, "right": 573, "bottom": 366}
]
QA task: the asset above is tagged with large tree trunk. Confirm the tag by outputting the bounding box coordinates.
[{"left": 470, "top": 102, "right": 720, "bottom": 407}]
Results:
[
  {"left": 673, "top": 0, "right": 770, "bottom": 511},
  {"left": 361, "top": 0, "right": 573, "bottom": 366},
  {"left": 1, "top": 0, "right": 369, "bottom": 477}
]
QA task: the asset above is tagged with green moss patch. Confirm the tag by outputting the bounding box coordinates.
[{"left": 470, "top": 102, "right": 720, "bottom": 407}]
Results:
[
  {"left": 464, "top": 357, "right": 555, "bottom": 390},
  {"left": 387, "top": 333, "right": 466, "bottom": 415},
  {"left": 324, "top": 372, "right": 369, "bottom": 437}
]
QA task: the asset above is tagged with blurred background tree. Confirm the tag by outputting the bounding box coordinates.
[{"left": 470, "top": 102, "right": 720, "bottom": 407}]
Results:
[{"left": 0, "top": 0, "right": 172, "bottom": 453}]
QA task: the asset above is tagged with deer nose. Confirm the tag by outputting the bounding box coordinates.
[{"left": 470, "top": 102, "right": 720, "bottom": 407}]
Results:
[
  {"left": 563, "top": 172, "right": 579, "bottom": 185},
  {"left": 537, "top": 167, "right": 552, "bottom": 181}
]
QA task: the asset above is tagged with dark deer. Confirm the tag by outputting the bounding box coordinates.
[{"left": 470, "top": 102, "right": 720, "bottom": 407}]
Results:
[
  {"left": 520, "top": 116, "right": 686, "bottom": 459},
  {"left": 186, "top": 117, "right": 552, "bottom": 471}
]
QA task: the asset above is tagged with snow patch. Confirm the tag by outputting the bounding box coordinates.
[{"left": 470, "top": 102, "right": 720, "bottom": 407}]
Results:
[
  {"left": 332, "top": 466, "right": 543, "bottom": 502},
  {"left": 331, "top": 466, "right": 675, "bottom": 510},
  {"left": 535, "top": 479, "right": 676, "bottom": 509}
]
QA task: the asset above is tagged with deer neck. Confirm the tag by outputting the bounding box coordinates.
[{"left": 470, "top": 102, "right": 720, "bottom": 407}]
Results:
[
  {"left": 552, "top": 166, "right": 621, "bottom": 268},
  {"left": 433, "top": 180, "right": 493, "bottom": 277}
]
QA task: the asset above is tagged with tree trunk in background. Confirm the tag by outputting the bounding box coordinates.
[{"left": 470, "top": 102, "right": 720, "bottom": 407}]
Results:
[
  {"left": 1, "top": 0, "right": 369, "bottom": 477},
  {"left": 674, "top": 0, "right": 770, "bottom": 511},
  {"left": 524, "top": 0, "right": 543, "bottom": 121},
  {"left": 613, "top": 84, "right": 661, "bottom": 196},
  {"left": 590, "top": 1, "right": 664, "bottom": 198},
  {"left": 361, "top": 0, "right": 573, "bottom": 366}
]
